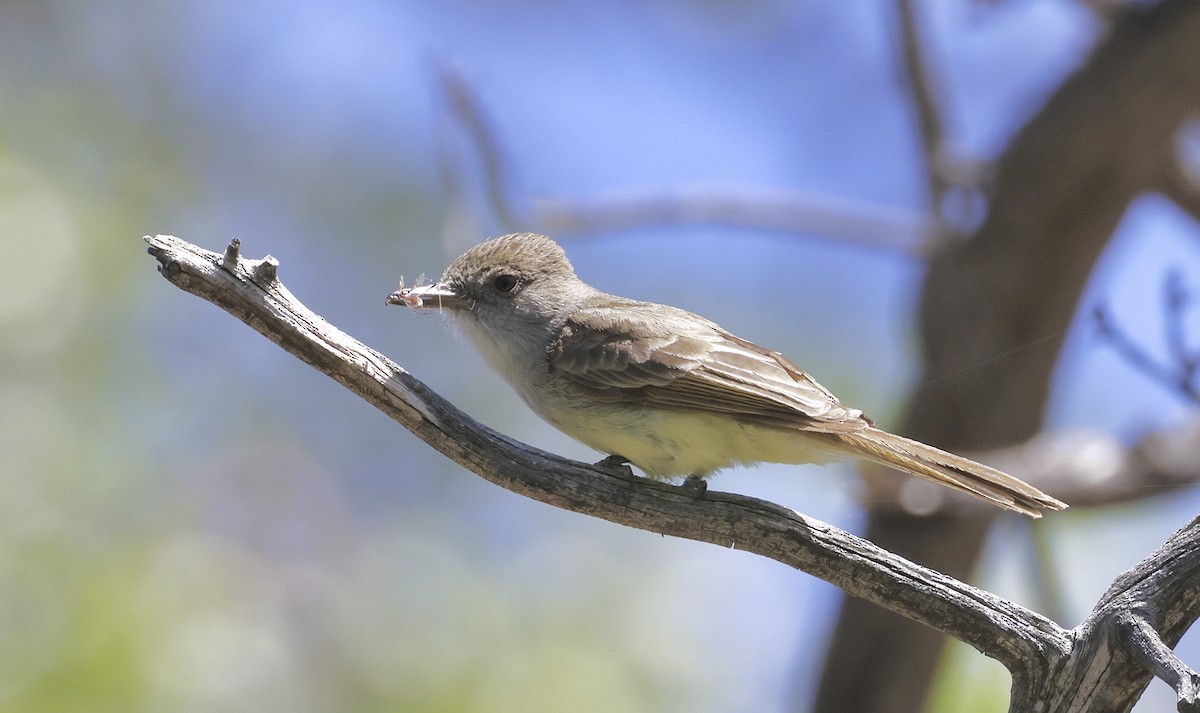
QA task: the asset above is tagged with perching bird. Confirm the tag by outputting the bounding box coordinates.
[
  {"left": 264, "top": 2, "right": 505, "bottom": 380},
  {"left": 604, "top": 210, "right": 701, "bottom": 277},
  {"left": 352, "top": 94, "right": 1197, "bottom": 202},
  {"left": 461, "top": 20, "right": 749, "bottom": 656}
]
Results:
[{"left": 388, "top": 233, "right": 1066, "bottom": 517}]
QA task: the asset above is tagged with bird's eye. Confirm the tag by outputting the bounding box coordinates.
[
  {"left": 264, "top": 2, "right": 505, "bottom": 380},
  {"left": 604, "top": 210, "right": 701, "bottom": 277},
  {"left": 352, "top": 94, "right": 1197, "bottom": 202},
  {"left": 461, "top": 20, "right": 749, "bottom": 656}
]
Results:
[{"left": 492, "top": 274, "right": 519, "bottom": 293}]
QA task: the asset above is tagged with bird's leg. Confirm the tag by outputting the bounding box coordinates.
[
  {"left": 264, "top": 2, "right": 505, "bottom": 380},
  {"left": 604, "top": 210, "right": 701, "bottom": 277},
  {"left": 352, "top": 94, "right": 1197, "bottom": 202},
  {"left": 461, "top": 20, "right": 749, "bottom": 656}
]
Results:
[{"left": 681, "top": 475, "right": 708, "bottom": 497}]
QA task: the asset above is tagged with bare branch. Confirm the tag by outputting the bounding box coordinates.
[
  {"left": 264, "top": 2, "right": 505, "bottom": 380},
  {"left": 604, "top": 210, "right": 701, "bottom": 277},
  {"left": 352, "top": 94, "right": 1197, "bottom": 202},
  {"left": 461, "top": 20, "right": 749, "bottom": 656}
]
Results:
[
  {"left": 435, "top": 67, "right": 934, "bottom": 255},
  {"left": 987, "top": 419, "right": 1200, "bottom": 509},
  {"left": 1165, "top": 270, "right": 1199, "bottom": 384},
  {"left": 1119, "top": 614, "right": 1200, "bottom": 713},
  {"left": 1042, "top": 515, "right": 1200, "bottom": 712},
  {"left": 1093, "top": 272, "right": 1200, "bottom": 406},
  {"left": 143, "top": 233, "right": 1067, "bottom": 671},
  {"left": 893, "top": 0, "right": 996, "bottom": 242},
  {"left": 532, "top": 188, "right": 935, "bottom": 255},
  {"left": 435, "top": 64, "right": 523, "bottom": 229},
  {"left": 896, "top": 0, "right": 951, "bottom": 215},
  {"left": 868, "top": 418, "right": 1200, "bottom": 518}
]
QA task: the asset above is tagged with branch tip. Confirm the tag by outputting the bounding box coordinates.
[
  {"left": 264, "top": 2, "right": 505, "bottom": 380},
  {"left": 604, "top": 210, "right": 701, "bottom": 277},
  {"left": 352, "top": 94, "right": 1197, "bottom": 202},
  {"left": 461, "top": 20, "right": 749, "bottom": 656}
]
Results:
[
  {"left": 1120, "top": 612, "right": 1200, "bottom": 713},
  {"left": 1092, "top": 274, "right": 1200, "bottom": 405},
  {"left": 222, "top": 238, "right": 242, "bottom": 272},
  {"left": 251, "top": 255, "right": 279, "bottom": 281}
]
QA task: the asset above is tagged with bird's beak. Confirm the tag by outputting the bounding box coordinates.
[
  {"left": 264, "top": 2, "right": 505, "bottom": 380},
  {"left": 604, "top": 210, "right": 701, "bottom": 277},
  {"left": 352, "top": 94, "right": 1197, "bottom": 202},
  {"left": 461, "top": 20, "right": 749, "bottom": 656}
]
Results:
[{"left": 386, "top": 282, "right": 467, "bottom": 310}]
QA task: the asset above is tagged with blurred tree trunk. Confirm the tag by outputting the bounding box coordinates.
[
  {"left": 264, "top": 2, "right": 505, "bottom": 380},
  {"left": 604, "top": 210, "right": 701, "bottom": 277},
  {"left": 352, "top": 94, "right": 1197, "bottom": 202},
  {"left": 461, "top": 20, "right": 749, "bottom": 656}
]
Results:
[{"left": 811, "top": 1, "right": 1200, "bottom": 711}]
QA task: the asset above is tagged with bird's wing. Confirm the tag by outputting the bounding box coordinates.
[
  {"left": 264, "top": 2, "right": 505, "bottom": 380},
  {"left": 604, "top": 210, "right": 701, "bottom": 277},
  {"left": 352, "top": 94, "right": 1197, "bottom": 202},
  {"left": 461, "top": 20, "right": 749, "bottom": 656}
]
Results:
[{"left": 548, "top": 299, "right": 869, "bottom": 433}]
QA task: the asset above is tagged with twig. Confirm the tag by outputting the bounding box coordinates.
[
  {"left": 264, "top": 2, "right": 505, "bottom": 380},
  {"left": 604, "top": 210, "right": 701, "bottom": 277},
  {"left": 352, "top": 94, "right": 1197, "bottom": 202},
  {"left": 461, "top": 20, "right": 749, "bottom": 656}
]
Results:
[
  {"left": 435, "top": 67, "right": 935, "bottom": 255},
  {"left": 1119, "top": 613, "right": 1200, "bottom": 713},
  {"left": 532, "top": 188, "right": 935, "bottom": 255},
  {"left": 435, "top": 64, "right": 523, "bottom": 229},
  {"left": 893, "top": 0, "right": 993, "bottom": 242},
  {"left": 1165, "top": 270, "right": 1199, "bottom": 385},
  {"left": 1093, "top": 274, "right": 1200, "bottom": 405},
  {"left": 982, "top": 420, "right": 1200, "bottom": 509},
  {"left": 896, "top": 0, "right": 951, "bottom": 213}
]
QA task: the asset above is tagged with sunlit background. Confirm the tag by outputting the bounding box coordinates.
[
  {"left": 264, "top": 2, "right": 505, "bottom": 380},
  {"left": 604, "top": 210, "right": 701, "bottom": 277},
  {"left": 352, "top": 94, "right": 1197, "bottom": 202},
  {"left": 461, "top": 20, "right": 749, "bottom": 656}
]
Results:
[{"left": 2, "top": 1, "right": 1198, "bottom": 711}]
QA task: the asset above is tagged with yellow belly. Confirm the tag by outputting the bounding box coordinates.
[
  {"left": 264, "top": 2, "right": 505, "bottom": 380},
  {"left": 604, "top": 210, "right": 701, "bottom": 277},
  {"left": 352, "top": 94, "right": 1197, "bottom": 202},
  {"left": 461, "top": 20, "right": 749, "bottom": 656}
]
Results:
[{"left": 540, "top": 401, "right": 837, "bottom": 478}]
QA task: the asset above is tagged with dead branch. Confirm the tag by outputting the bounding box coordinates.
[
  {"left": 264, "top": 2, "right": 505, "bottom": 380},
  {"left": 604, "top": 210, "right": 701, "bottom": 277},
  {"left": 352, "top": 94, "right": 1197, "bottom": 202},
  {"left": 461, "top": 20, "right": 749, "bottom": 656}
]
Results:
[
  {"left": 146, "top": 233, "right": 1200, "bottom": 712},
  {"left": 143, "top": 233, "right": 1060, "bottom": 664}
]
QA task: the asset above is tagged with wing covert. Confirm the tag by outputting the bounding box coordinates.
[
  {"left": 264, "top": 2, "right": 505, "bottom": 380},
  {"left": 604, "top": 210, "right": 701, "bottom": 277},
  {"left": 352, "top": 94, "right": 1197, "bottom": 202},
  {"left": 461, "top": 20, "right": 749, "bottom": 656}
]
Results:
[{"left": 548, "top": 301, "right": 868, "bottom": 433}]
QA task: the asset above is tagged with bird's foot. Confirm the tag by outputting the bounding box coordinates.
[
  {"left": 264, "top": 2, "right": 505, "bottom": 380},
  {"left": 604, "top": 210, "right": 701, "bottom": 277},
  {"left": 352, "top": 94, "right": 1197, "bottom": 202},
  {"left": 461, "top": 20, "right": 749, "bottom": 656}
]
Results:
[
  {"left": 595, "top": 454, "right": 634, "bottom": 478},
  {"left": 680, "top": 475, "right": 708, "bottom": 498}
]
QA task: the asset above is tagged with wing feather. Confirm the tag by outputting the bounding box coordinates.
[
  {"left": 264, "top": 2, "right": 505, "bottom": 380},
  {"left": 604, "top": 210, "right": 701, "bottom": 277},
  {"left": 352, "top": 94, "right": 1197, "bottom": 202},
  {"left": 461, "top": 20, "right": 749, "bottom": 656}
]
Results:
[{"left": 548, "top": 300, "right": 869, "bottom": 433}]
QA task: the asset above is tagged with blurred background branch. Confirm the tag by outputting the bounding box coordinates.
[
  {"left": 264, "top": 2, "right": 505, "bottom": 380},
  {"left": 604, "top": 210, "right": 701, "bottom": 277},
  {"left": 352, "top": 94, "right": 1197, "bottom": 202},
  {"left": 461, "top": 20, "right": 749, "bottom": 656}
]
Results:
[
  {"left": 896, "top": 0, "right": 957, "bottom": 242},
  {"left": 1158, "top": 127, "right": 1200, "bottom": 223},
  {"left": 435, "top": 67, "right": 936, "bottom": 256},
  {"left": 1094, "top": 270, "right": 1199, "bottom": 405}
]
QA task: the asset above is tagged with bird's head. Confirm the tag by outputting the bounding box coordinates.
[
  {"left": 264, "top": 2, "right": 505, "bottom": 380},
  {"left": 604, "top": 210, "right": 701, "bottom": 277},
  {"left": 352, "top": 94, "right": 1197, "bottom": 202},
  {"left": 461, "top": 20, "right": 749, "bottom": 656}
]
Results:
[{"left": 388, "top": 232, "right": 589, "bottom": 346}]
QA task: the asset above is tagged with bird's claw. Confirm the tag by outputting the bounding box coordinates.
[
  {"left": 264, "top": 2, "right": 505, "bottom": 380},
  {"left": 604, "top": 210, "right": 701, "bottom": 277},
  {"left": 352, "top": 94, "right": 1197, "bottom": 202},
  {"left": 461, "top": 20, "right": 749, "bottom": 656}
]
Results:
[
  {"left": 681, "top": 475, "right": 708, "bottom": 497},
  {"left": 595, "top": 454, "right": 634, "bottom": 478}
]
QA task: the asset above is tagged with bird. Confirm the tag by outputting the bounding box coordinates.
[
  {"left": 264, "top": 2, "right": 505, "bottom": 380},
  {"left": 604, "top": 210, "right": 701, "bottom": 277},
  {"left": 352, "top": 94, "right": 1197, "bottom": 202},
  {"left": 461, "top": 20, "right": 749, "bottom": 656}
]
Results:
[{"left": 387, "top": 233, "right": 1066, "bottom": 518}]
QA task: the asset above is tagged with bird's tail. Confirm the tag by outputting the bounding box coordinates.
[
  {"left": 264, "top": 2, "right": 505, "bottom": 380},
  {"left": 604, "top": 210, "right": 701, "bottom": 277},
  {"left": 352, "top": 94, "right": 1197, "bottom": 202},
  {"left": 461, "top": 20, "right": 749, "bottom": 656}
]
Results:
[{"left": 829, "top": 427, "right": 1067, "bottom": 518}]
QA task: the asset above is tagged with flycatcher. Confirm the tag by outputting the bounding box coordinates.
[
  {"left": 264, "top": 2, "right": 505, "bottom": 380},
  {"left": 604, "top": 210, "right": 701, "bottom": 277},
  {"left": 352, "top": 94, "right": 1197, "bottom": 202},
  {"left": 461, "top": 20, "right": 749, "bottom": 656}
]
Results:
[{"left": 388, "top": 233, "right": 1066, "bottom": 517}]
